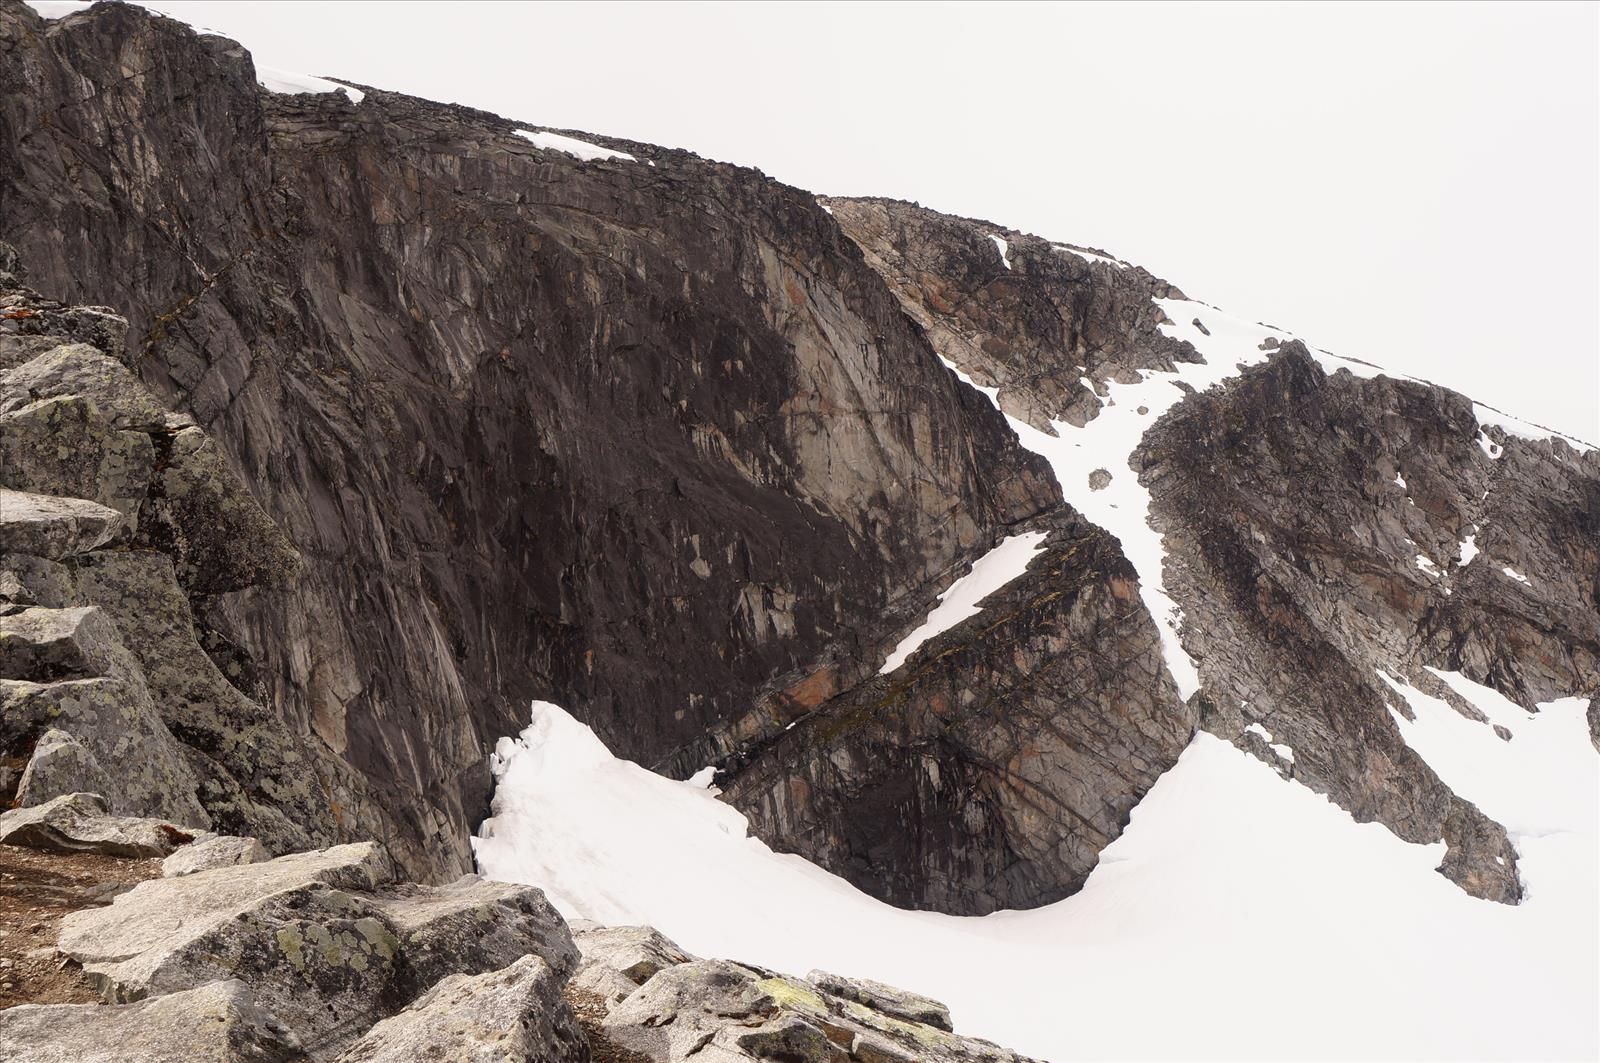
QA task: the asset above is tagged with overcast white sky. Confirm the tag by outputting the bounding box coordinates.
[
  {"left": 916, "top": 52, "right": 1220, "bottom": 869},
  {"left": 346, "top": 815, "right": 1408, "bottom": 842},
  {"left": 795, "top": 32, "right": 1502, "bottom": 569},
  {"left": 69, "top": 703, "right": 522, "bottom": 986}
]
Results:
[{"left": 139, "top": 1, "right": 1599, "bottom": 440}]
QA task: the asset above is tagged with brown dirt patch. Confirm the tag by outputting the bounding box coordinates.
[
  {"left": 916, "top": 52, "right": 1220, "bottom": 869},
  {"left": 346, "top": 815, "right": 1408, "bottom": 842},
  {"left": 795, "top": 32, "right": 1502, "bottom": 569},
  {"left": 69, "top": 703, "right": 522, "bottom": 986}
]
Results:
[
  {"left": 566, "top": 984, "right": 653, "bottom": 1063},
  {"left": 0, "top": 842, "right": 161, "bottom": 1009}
]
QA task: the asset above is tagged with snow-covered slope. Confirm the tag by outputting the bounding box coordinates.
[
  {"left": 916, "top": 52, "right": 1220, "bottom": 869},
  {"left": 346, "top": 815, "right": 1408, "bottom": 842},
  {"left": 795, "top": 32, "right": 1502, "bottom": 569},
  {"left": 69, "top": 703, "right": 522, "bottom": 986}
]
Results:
[{"left": 475, "top": 695, "right": 1597, "bottom": 1062}]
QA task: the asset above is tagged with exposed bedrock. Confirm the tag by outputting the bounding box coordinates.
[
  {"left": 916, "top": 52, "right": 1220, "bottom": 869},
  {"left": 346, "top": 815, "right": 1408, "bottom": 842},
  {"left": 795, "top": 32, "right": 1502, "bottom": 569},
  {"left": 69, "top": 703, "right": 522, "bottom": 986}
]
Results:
[
  {"left": 1136, "top": 344, "right": 1600, "bottom": 901},
  {"left": 825, "top": 196, "right": 1598, "bottom": 904},
  {"left": 1, "top": 1, "right": 1054, "bottom": 880}
]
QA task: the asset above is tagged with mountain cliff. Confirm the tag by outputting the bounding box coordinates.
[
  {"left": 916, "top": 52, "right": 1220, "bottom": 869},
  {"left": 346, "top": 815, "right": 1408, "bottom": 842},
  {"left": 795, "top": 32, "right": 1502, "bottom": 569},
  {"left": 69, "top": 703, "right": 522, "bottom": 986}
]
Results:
[{"left": 2, "top": 0, "right": 1594, "bottom": 936}]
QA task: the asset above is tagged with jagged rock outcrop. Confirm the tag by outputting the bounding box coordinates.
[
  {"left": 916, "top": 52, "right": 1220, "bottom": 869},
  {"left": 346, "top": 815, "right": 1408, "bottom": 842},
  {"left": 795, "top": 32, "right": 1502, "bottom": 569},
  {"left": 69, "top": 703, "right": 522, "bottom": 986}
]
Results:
[
  {"left": 53, "top": 838, "right": 578, "bottom": 1060},
  {"left": 825, "top": 198, "right": 1600, "bottom": 904},
  {"left": 1, "top": 821, "right": 1040, "bottom": 1063},
  {"left": 723, "top": 507, "right": 1190, "bottom": 913},
  {"left": 335, "top": 955, "right": 586, "bottom": 1063},
  {"left": 1136, "top": 342, "right": 1600, "bottom": 901},
  {"left": 602, "top": 958, "right": 1037, "bottom": 1063},
  {"left": 819, "top": 197, "right": 1198, "bottom": 431},
  {"left": 0, "top": 0, "right": 1055, "bottom": 881},
  {"left": 0, "top": 259, "right": 409, "bottom": 860}
]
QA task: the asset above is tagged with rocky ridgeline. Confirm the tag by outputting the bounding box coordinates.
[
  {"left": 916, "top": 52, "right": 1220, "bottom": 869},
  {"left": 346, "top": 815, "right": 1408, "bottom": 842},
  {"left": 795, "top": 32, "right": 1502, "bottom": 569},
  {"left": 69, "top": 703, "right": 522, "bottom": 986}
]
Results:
[{"left": 0, "top": 797, "right": 1038, "bottom": 1062}]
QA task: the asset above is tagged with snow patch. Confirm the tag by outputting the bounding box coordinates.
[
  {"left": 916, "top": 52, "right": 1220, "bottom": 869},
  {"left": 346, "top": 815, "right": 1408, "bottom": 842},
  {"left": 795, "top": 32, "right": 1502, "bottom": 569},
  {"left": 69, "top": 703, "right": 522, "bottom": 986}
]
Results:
[
  {"left": 1457, "top": 533, "right": 1479, "bottom": 567},
  {"left": 1474, "top": 403, "right": 1594, "bottom": 455},
  {"left": 879, "top": 531, "right": 1047, "bottom": 674},
  {"left": 1054, "top": 244, "right": 1127, "bottom": 269},
  {"left": 1501, "top": 566, "right": 1531, "bottom": 585},
  {"left": 257, "top": 67, "right": 364, "bottom": 105},
  {"left": 989, "top": 234, "right": 1012, "bottom": 270},
  {"left": 475, "top": 700, "right": 1599, "bottom": 1061},
  {"left": 1393, "top": 471, "right": 1407, "bottom": 490},
  {"left": 1415, "top": 554, "right": 1442, "bottom": 578},
  {"left": 516, "top": 129, "right": 636, "bottom": 163},
  {"left": 1244, "top": 721, "right": 1294, "bottom": 764},
  {"left": 22, "top": 0, "right": 92, "bottom": 16}
]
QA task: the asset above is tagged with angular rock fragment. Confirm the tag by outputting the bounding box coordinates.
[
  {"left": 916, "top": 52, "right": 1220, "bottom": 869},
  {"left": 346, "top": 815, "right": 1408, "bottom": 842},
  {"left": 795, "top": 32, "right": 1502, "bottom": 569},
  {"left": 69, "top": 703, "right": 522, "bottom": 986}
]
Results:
[
  {"left": 0, "top": 791, "right": 193, "bottom": 858},
  {"left": 0, "top": 605, "right": 122, "bottom": 681},
  {"left": 0, "top": 491, "right": 122, "bottom": 561},
  {"left": 162, "top": 832, "right": 270, "bottom": 877},
  {"left": 0, "top": 979, "right": 303, "bottom": 1063},
  {"left": 14, "top": 728, "right": 113, "bottom": 809},
  {"left": 334, "top": 955, "right": 586, "bottom": 1063},
  {"left": 571, "top": 923, "right": 695, "bottom": 1007},
  {"left": 374, "top": 873, "right": 578, "bottom": 996},
  {"left": 807, "top": 969, "right": 953, "bottom": 1032},
  {"left": 604, "top": 959, "right": 1036, "bottom": 1063}
]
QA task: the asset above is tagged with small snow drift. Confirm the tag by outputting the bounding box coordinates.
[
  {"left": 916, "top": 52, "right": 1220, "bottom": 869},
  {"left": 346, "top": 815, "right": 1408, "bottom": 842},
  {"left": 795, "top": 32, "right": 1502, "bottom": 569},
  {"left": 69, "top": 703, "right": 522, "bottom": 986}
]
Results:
[
  {"left": 879, "top": 530, "right": 1047, "bottom": 674},
  {"left": 516, "top": 129, "right": 637, "bottom": 163},
  {"left": 475, "top": 699, "right": 1597, "bottom": 1062}
]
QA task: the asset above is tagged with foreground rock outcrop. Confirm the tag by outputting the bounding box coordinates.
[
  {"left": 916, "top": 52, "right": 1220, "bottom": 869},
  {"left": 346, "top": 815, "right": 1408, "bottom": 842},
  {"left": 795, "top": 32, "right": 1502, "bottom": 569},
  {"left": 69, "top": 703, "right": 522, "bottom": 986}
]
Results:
[{"left": 0, "top": 820, "right": 1038, "bottom": 1063}]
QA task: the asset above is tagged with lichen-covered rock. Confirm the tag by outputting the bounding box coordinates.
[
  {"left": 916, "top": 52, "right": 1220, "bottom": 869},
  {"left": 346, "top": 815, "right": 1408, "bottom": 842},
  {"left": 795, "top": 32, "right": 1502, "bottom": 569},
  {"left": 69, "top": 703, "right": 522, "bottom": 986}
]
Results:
[
  {"left": 0, "top": 791, "right": 193, "bottom": 857},
  {"left": 0, "top": 979, "right": 304, "bottom": 1063},
  {"left": 0, "top": 604, "right": 123, "bottom": 681},
  {"left": 0, "top": 675, "right": 211, "bottom": 827},
  {"left": 0, "top": 490, "right": 123, "bottom": 560},
  {"left": 162, "top": 832, "right": 270, "bottom": 877},
  {"left": 56, "top": 844, "right": 583, "bottom": 1060},
  {"left": 59, "top": 843, "right": 397, "bottom": 1056},
  {"left": 372, "top": 874, "right": 578, "bottom": 997},
  {"left": 805, "top": 970, "right": 952, "bottom": 1033},
  {"left": 334, "top": 955, "right": 587, "bottom": 1063},
  {"left": 571, "top": 923, "right": 695, "bottom": 1007},
  {"left": 603, "top": 959, "right": 1037, "bottom": 1063},
  {"left": 14, "top": 728, "right": 113, "bottom": 808}
]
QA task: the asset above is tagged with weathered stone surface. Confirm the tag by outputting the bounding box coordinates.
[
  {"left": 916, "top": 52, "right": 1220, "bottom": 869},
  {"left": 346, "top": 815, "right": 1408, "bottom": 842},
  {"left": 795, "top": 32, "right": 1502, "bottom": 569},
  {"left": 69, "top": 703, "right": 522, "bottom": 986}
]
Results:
[
  {"left": 0, "top": 792, "right": 193, "bottom": 858},
  {"left": 0, "top": 675, "right": 211, "bottom": 827},
  {"left": 0, "top": 605, "right": 121, "bottom": 681},
  {"left": 604, "top": 959, "right": 1037, "bottom": 1063},
  {"left": 162, "top": 832, "right": 270, "bottom": 877},
  {"left": 806, "top": 970, "right": 952, "bottom": 1033},
  {"left": 373, "top": 873, "right": 578, "bottom": 996},
  {"left": 55, "top": 844, "right": 586, "bottom": 1059},
  {"left": 0, "top": 0, "right": 1055, "bottom": 882},
  {"left": 14, "top": 728, "right": 113, "bottom": 808},
  {"left": 59, "top": 842, "right": 393, "bottom": 968},
  {"left": 724, "top": 508, "right": 1190, "bottom": 914},
  {"left": 571, "top": 923, "right": 695, "bottom": 1007},
  {"left": 334, "top": 955, "right": 587, "bottom": 1063},
  {"left": 58, "top": 843, "right": 397, "bottom": 1055},
  {"left": 1136, "top": 346, "right": 1600, "bottom": 900},
  {"left": 0, "top": 979, "right": 304, "bottom": 1063},
  {"left": 0, "top": 490, "right": 122, "bottom": 560},
  {"left": 822, "top": 196, "right": 1196, "bottom": 433}
]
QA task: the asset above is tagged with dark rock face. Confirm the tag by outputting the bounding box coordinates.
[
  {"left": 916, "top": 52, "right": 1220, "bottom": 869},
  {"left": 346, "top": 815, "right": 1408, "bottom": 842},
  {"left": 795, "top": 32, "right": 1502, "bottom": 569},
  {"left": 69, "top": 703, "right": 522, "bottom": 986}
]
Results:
[
  {"left": 723, "top": 508, "right": 1190, "bottom": 914},
  {"left": 820, "top": 197, "right": 1198, "bottom": 431},
  {"left": 828, "top": 199, "right": 1599, "bottom": 906},
  {"left": 1, "top": 1, "right": 1054, "bottom": 880},
  {"left": 1136, "top": 345, "right": 1600, "bottom": 901}
]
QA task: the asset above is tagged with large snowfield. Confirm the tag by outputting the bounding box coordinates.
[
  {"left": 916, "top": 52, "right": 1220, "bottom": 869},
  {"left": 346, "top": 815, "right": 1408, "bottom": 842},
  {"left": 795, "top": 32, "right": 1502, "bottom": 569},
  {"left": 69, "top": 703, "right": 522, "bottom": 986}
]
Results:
[{"left": 476, "top": 690, "right": 1597, "bottom": 1062}]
